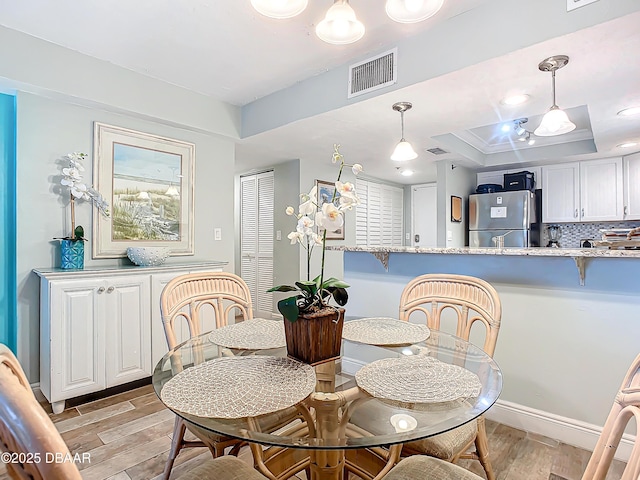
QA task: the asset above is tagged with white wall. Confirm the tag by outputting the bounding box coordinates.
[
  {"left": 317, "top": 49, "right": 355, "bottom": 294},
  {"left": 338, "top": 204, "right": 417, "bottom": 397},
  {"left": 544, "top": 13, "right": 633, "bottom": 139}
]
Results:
[{"left": 1, "top": 24, "right": 243, "bottom": 381}]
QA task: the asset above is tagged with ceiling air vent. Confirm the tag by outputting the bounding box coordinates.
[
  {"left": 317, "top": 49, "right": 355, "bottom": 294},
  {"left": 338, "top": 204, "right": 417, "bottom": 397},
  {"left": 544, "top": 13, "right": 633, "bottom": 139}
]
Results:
[
  {"left": 426, "top": 147, "right": 449, "bottom": 155},
  {"left": 348, "top": 48, "right": 397, "bottom": 99}
]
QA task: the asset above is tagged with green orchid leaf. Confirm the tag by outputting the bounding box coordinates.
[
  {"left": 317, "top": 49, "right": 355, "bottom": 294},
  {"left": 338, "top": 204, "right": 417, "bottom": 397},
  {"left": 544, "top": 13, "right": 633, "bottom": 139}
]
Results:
[
  {"left": 321, "top": 277, "right": 350, "bottom": 289},
  {"left": 331, "top": 287, "right": 348, "bottom": 306},
  {"left": 267, "top": 285, "right": 298, "bottom": 293},
  {"left": 295, "top": 281, "right": 317, "bottom": 295},
  {"left": 73, "top": 225, "right": 85, "bottom": 241},
  {"left": 277, "top": 296, "right": 300, "bottom": 322}
]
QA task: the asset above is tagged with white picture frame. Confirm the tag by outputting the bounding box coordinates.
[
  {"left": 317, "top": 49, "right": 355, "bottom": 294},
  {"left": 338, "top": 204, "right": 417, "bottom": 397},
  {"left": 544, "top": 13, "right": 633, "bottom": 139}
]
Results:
[{"left": 92, "top": 122, "right": 195, "bottom": 258}]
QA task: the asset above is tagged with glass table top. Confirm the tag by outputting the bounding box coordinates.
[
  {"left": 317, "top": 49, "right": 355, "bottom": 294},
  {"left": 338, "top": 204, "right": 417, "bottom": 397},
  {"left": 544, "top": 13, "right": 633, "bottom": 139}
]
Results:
[{"left": 152, "top": 322, "right": 502, "bottom": 450}]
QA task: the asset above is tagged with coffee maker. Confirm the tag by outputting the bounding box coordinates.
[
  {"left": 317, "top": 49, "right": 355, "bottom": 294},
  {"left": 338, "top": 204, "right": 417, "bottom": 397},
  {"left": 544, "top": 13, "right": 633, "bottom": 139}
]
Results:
[{"left": 547, "top": 225, "right": 562, "bottom": 248}]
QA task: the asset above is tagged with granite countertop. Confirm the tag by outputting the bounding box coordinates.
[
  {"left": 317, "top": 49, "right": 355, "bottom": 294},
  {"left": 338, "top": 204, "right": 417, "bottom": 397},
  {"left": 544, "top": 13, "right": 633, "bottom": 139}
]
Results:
[{"left": 327, "top": 245, "right": 640, "bottom": 258}]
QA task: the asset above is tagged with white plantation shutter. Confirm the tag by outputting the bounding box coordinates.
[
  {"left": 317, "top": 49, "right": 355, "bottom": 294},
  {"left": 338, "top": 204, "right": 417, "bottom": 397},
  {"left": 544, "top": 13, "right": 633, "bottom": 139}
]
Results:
[
  {"left": 240, "top": 171, "right": 274, "bottom": 317},
  {"left": 356, "top": 179, "right": 404, "bottom": 246},
  {"left": 240, "top": 176, "right": 258, "bottom": 306},
  {"left": 256, "top": 173, "right": 274, "bottom": 315}
]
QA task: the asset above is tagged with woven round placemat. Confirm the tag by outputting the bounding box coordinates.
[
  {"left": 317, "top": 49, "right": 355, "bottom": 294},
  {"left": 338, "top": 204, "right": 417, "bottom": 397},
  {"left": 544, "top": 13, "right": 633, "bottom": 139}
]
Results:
[
  {"left": 208, "top": 318, "right": 286, "bottom": 350},
  {"left": 342, "top": 317, "right": 430, "bottom": 346},
  {"left": 161, "top": 356, "right": 316, "bottom": 418},
  {"left": 355, "top": 356, "right": 481, "bottom": 404}
]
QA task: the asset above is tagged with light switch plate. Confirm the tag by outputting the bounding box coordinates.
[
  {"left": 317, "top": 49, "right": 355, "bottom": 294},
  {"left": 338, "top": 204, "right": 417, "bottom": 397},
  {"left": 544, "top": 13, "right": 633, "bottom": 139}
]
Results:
[
  {"left": 567, "top": 0, "right": 598, "bottom": 12},
  {"left": 214, "top": 228, "right": 221, "bottom": 241},
  {"left": 276, "top": 230, "right": 282, "bottom": 241}
]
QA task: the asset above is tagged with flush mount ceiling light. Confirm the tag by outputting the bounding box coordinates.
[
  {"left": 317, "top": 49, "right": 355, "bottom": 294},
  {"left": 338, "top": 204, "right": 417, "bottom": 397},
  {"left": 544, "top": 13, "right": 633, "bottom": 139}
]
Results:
[
  {"left": 252, "top": 0, "right": 446, "bottom": 45},
  {"left": 250, "top": 0, "right": 309, "bottom": 19},
  {"left": 501, "top": 94, "right": 530, "bottom": 106},
  {"left": 617, "top": 106, "right": 640, "bottom": 117},
  {"left": 315, "top": 0, "right": 365, "bottom": 44},
  {"left": 534, "top": 55, "right": 576, "bottom": 137},
  {"left": 385, "top": 0, "right": 444, "bottom": 23},
  {"left": 397, "top": 167, "right": 415, "bottom": 176},
  {"left": 391, "top": 102, "right": 418, "bottom": 161}
]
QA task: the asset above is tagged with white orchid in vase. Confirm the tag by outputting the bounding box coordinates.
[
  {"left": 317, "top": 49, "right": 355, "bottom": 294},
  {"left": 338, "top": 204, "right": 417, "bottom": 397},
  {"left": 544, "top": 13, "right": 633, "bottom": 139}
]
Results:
[
  {"left": 57, "top": 152, "right": 110, "bottom": 241},
  {"left": 269, "top": 145, "right": 363, "bottom": 322}
]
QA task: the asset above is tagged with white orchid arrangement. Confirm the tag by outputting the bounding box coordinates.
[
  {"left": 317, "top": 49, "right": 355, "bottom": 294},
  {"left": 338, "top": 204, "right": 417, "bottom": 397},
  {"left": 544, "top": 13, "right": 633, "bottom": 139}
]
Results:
[
  {"left": 58, "top": 152, "right": 110, "bottom": 241},
  {"left": 269, "top": 145, "right": 362, "bottom": 322}
]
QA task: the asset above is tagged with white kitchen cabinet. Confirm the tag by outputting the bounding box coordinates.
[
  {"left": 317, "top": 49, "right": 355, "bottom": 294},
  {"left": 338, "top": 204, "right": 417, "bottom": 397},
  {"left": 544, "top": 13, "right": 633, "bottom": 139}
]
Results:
[
  {"left": 542, "top": 163, "right": 580, "bottom": 223},
  {"left": 36, "top": 262, "right": 226, "bottom": 413},
  {"left": 542, "top": 159, "right": 623, "bottom": 223},
  {"left": 580, "top": 158, "right": 623, "bottom": 222},
  {"left": 623, "top": 152, "right": 640, "bottom": 220}
]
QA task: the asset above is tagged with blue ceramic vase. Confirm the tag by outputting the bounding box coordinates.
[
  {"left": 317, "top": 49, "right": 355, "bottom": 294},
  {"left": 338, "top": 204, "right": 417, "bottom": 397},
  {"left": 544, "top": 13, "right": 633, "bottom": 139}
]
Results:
[{"left": 61, "top": 239, "right": 84, "bottom": 269}]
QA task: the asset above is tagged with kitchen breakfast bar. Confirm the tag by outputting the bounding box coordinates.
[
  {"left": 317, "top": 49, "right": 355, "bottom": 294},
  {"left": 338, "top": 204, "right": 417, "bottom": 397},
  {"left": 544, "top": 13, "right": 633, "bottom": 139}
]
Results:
[{"left": 328, "top": 245, "right": 640, "bottom": 460}]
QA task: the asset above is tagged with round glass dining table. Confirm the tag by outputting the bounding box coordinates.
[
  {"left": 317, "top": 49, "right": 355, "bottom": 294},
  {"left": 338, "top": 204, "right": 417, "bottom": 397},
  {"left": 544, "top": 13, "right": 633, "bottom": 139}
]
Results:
[{"left": 153, "top": 322, "right": 502, "bottom": 480}]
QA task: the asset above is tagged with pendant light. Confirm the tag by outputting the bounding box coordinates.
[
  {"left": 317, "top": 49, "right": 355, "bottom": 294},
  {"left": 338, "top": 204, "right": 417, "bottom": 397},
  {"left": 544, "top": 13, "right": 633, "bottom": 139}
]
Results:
[
  {"left": 385, "top": 0, "right": 444, "bottom": 23},
  {"left": 315, "top": 0, "right": 365, "bottom": 45},
  {"left": 534, "top": 55, "right": 576, "bottom": 137},
  {"left": 391, "top": 102, "right": 418, "bottom": 161},
  {"left": 250, "top": 0, "right": 308, "bottom": 19}
]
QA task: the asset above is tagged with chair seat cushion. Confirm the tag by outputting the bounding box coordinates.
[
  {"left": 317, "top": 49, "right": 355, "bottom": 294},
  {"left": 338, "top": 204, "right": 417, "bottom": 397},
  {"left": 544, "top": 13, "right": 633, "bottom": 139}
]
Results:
[
  {"left": 402, "top": 419, "right": 477, "bottom": 459},
  {"left": 383, "top": 455, "right": 483, "bottom": 480},
  {"left": 175, "top": 456, "right": 268, "bottom": 480}
]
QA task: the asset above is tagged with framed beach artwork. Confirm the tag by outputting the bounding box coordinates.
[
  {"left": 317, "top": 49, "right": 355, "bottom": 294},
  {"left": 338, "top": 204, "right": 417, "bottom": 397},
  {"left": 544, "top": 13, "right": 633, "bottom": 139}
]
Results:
[
  {"left": 315, "top": 179, "right": 344, "bottom": 240},
  {"left": 92, "top": 123, "right": 195, "bottom": 258}
]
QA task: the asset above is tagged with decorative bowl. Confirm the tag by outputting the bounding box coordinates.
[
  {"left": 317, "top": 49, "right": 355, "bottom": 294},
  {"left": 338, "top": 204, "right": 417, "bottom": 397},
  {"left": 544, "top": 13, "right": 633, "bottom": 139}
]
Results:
[{"left": 126, "top": 247, "right": 170, "bottom": 266}]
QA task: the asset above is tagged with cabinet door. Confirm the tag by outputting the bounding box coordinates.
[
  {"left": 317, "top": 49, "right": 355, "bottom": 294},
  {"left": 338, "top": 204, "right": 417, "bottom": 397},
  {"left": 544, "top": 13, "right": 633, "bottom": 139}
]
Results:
[
  {"left": 580, "top": 158, "right": 623, "bottom": 222},
  {"left": 624, "top": 153, "right": 640, "bottom": 220},
  {"left": 104, "top": 275, "right": 152, "bottom": 386},
  {"left": 49, "top": 279, "right": 106, "bottom": 402},
  {"left": 542, "top": 163, "right": 580, "bottom": 223}
]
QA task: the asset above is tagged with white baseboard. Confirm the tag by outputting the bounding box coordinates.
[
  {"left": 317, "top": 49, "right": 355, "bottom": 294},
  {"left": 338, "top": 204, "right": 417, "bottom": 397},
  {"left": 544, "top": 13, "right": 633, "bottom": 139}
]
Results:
[
  {"left": 486, "top": 399, "right": 634, "bottom": 462},
  {"left": 341, "top": 356, "right": 634, "bottom": 463}
]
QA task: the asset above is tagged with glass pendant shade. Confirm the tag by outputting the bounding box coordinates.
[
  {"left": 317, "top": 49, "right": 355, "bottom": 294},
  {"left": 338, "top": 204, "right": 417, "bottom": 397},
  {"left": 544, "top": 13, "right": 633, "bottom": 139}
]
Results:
[
  {"left": 316, "top": 0, "right": 365, "bottom": 45},
  {"left": 385, "top": 0, "right": 444, "bottom": 23},
  {"left": 251, "top": 0, "right": 308, "bottom": 19},
  {"left": 534, "top": 106, "right": 576, "bottom": 136},
  {"left": 391, "top": 140, "right": 418, "bottom": 161}
]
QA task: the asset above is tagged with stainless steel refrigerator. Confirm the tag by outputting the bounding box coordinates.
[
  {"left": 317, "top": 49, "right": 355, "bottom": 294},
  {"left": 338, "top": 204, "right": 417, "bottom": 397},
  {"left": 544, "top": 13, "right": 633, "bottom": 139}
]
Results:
[{"left": 468, "top": 190, "right": 541, "bottom": 247}]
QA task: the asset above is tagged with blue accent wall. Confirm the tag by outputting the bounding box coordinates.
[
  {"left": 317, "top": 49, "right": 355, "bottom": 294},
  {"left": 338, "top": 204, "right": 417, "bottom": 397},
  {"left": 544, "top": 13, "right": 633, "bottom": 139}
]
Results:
[{"left": 0, "top": 93, "right": 16, "bottom": 351}]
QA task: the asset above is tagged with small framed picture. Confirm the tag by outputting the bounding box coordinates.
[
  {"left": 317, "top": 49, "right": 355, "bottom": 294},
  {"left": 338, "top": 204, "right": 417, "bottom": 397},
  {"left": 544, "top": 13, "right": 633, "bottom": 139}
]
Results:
[
  {"left": 315, "top": 179, "right": 344, "bottom": 240},
  {"left": 451, "top": 196, "right": 462, "bottom": 223}
]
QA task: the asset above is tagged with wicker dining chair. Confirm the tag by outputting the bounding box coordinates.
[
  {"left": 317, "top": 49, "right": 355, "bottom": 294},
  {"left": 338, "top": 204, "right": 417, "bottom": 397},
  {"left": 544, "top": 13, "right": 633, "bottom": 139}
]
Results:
[
  {"left": 383, "top": 351, "right": 640, "bottom": 480},
  {"left": 398, "top": 273, "right": 502, "bottom": 480},
  {"left": 159, "top": 271, "right": 254, "bottom": 480},
  {"left": 0, "top": 344, "right": 269, "bottom": 480}
]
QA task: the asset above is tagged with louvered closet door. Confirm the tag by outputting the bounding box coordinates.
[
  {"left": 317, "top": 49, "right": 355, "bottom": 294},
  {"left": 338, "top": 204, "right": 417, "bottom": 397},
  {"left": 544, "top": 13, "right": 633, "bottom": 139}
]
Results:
[{"left": 240, "top": 172, "right": 274, "bottom": 318}]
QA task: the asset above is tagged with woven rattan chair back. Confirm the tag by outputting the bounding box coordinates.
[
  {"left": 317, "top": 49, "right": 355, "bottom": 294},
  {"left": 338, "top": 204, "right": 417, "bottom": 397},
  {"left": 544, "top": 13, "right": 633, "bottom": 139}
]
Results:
[
  {"left": 0, "top": 344, "right": 83, "bottom": 480},
  {"left": 160, "top": 271, "right": 254, "bottom": 349},
  {"left": 582, "top": 353, "right": 640, "bottom": 480},
  {"left": 399, "top": 273, "right": 501, "bottom": 356},
  {"left": 159, "top": 271, "right": 253, "bottom": 479}
]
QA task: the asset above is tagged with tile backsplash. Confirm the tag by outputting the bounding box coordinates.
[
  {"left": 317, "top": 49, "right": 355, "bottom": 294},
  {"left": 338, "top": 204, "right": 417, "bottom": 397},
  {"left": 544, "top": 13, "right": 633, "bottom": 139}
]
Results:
[{"left": 541, "top": 221, "right": 640, "bottom": 248}]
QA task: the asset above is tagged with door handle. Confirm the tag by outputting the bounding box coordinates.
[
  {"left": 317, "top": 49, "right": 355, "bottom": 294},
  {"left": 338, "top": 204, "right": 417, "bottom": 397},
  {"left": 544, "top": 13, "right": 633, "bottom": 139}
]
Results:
[
  {"left": 414, "top": 234, "right": 420, "bottom": 243},
  {"left": 97, "top": 287, "right": 105, "bottom": 294},
  {"left": 574, "top": 209, "right": 578, "bottom": 218},
  {"left": 624, "top": 206, "right": 628, "bottom": 215},
  {"left": 581, "top": 208, "right": 584, "bottom": 217},
  {"left": 106, "top": 286, "right": 115, "bottom": 294}
]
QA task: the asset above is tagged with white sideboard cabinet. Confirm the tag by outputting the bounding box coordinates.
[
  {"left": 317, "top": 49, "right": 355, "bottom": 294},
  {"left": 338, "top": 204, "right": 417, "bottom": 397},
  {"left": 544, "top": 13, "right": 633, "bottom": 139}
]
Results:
[
  {"left": 35, "top": 262, "right": 226, "bottom": 413},
  {"left": 542, "top": 158, "right": 624, "bottom": 223}
]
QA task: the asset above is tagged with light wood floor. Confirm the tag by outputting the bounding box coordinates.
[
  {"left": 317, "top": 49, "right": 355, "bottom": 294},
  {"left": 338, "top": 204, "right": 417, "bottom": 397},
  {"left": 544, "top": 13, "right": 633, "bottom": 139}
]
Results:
[{"left": 0, "top": 383, "right": 627, "bottom": 480}]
